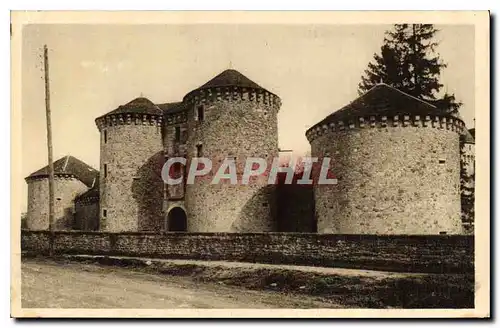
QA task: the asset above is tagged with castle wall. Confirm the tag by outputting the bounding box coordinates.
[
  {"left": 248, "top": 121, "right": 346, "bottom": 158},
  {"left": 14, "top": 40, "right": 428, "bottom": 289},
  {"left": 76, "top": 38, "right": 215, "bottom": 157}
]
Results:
[
  {"left": 308, "top": 116, "right": 463, "bottom": 235},
  {"left": 74, "top": 200, "right": 99, "bottom": 231},
  {"left": 184, "top": 88, "right": 280, "bottom": 232},
  {"left": 98, "top": 116, "right": 164, "bottom": 232},
  {"left": 26, "top": 176, "right": 88, "bottom": 230},
  {"left": 21, "top": 230, "right": 474, "bottom": 274}
]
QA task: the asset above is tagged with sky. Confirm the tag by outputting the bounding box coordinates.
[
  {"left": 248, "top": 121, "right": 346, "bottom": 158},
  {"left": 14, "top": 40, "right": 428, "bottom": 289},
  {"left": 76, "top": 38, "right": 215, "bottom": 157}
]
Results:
[{"left": 20, "top": 24, "right": 475, "bottom": 211}]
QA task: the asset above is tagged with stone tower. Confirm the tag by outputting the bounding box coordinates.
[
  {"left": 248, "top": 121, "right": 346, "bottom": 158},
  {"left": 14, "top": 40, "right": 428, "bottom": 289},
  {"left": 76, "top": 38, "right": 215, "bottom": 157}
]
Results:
[
  {"left": 95, "top": 97, "right": 164, "bottom": 232},
  {"left": 25, "top": 155, "right": 98, "bottom": 230},
  {"left": 306, "top": 84, "right": 465, "bottom": 235},
  {"left": 180, "top": 69, "right": 281, "bottom": 232}
]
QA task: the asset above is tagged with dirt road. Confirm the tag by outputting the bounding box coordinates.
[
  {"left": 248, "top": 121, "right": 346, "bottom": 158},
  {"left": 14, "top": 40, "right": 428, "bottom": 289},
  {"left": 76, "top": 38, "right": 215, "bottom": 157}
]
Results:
[{"left": 21, "top": 259, "right": 339, "bottom": 309}]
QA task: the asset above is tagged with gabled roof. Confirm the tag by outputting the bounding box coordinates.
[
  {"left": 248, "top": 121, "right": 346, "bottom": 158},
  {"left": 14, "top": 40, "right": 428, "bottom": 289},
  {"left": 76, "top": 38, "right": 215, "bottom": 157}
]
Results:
[
  {"left": 157, "top": 101, "right": 185, "bottom": 115},
  {"left": 96, "top": 97, "right": 163, "bottom": 121},
  {"left": 26, "top": 155, "right": 99, "bottom": 188},
  {"left": 307, "top": 83, "right": 459, "bottom": 134}
]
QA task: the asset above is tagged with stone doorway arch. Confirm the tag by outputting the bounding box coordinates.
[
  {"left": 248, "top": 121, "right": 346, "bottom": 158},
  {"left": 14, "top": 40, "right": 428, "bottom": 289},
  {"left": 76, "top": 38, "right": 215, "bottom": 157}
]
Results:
[{"left": 167, "top": 207, "right": 187, "bottom": 232}]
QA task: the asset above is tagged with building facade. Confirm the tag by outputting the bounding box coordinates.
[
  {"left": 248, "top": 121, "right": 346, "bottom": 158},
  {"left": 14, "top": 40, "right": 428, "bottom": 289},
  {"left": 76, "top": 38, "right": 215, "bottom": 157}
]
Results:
[
  {"left": 95, "top": 69, "right": 282, "bottom": 232},
  {"left": 25, "top": 71, "right": 470, "bottom": 235}
]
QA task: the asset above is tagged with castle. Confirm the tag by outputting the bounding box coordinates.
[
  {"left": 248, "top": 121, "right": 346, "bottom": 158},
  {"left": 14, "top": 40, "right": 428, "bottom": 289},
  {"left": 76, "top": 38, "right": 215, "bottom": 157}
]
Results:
[{"left": 25, "top": 69, "right": 474, "bottom": 235}]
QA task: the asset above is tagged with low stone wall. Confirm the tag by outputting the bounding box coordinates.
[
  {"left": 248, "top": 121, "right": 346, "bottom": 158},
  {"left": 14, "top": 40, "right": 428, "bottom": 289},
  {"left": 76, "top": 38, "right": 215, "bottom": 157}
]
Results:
[{"left": 21, "top": 230, "right": 474, "bottom": 273}]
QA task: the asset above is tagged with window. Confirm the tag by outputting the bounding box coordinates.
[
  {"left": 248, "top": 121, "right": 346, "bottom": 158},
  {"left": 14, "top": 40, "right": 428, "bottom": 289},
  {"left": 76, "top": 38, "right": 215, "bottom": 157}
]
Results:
[
  {"left": 197, "top": 106, "right": 205, "bottom": 121},
  {"left": 103, "top": 209, "right": 107, "bottom": 218},
  {"left": 104, "top": 164, "right": 108, "bottom": 178},
  {"left": 172, "top": 162, "right": 182, "bottom": 178},
  {"left": 104, "top": 130, "right": 108, "bottom": 144},
  {"left": 174, "top": 127, "right": 181, "bottom": 142},
  {"left": 439, "top": 159, "right": 446, "bottom": 164},
  {"left": 196, "top": 144, "right": 203, "bottom": 157}
]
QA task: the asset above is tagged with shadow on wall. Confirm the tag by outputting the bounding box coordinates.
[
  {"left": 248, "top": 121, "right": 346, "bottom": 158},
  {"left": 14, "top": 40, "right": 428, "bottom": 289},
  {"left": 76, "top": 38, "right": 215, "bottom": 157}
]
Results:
[
  {"left": 275, "top": 170, "right": 317, "bottom": 233},
  {"left": 232, "top": 185, "right": 278, "bottom": 232},
  {"left": 55, "top": 207, "right": 74, "bottom": 230},
  {"left": 132, "top": 151, "right": 165, "bottom": 231},
  {"left": 231, "top": 180, "right": 317, "bottom": 233},
  {"left": 276, "top": 183, "right": 316, "bottom": 232},
  {"left": 73, "top": 203, "right": 100, "bottom": 231}
]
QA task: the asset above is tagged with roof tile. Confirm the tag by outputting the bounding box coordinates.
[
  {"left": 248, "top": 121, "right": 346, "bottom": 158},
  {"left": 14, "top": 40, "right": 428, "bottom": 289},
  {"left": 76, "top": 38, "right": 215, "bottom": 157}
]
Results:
[
  {"left": 307, "top": 84, "right": 459, "bottom": 134},
  {"left": 97, "top": 97, "right": 162, "bottom": 121},
  {"left": 26, "top": 155, "right": 99, "bottom": 188}
]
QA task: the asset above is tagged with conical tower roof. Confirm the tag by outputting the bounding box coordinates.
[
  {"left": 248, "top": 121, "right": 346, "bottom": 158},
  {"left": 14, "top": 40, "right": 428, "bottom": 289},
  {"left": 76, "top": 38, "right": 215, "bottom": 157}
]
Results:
[
  {"left": 307, "top": 83, "right": 461, "bottom": 134},
  {"left": 184, "top": 69, "right": 276, "bottom": 100},
  {"left": 198, "top": 69, "right": 264, "bottom": 90},
  {"left": 96, "top": 97, "right": 162, "bottom": 121},
  {"left": 26, "top": 155, "right": 99, "bottom": 188}
]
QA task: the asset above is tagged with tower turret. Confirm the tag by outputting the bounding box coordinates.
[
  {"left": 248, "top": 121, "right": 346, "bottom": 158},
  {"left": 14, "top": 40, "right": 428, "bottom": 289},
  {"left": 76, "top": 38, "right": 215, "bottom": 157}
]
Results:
[
  {"left": 25, "top": 155, "right": 98, "bottom": 230},
  {"left": 306, "top": 84, "right": 465, "bottom": 234},
  {"left": 182, "top": 69, "right": 281, "bottom": 232},
  {"left": 95, "top": 97, "right": 164, "bottom": 232}
]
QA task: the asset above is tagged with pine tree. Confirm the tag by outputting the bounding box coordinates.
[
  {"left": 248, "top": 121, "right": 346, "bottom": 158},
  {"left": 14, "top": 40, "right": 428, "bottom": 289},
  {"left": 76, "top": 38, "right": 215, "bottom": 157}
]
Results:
[{"left": 359, "top": 24, "right": 462, "bottom": 115}]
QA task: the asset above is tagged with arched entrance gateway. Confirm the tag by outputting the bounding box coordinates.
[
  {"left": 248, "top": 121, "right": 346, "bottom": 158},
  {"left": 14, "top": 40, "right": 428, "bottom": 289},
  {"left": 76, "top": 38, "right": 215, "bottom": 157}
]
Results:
[{"left": 166, "top": 207, "right": 187, "bottom": 232}]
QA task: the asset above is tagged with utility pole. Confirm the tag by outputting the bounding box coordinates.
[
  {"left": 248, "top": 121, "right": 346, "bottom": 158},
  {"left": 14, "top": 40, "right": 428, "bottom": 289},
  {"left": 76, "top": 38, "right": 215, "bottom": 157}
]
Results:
[{"left": 43, "top": 44, "right": 55, "bottom": 256}]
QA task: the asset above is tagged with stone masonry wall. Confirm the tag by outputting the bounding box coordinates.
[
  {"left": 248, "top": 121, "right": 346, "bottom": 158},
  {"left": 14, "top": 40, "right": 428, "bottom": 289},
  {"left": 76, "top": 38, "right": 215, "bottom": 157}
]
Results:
[
  {"left": 26, "top": 176, "right": 88, "bottom": 230},
  {"left": 21, "top": 230, "right": 474, "bottom": 274},
  {"left": 74, "top": 201, "right": 99, "bottom": 231},
  {"left": 162, "top": 114, "right": 188, "bottom": 203},
  {"left": 310, "top": 118, "right": 462, "bottom": 234},
  {"left": 99, "top": 122, "right": 164, "bottom": 232},
  {"left": 184, "top": 89, "right": 280, "bottom": 232}
]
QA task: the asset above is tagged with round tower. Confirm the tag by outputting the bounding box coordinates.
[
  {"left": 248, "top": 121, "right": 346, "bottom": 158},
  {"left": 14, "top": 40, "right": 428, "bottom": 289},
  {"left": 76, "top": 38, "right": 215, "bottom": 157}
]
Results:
[
  {"left": 96, "top": 97, "right": 164, "bottom": 232},
  {"left": 25, "top": 155, "right": 97, "bottom": 230},
  {"left": 183, "top": 69, "right": 281, "bottom": 232},
  {"left": 306, "top": 84, "right": 465, "bottom": 235}
]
